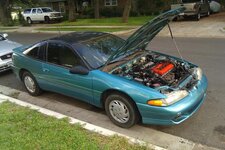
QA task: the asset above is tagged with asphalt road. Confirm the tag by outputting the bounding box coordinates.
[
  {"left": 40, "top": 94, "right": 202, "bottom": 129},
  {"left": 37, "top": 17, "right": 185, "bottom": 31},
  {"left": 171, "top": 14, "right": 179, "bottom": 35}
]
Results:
[{"left": 1, "top": 32, "right": 225, "bottom": 149}]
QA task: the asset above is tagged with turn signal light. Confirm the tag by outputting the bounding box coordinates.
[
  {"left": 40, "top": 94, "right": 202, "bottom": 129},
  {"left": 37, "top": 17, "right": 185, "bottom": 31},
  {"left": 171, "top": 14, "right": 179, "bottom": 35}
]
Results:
[{"left": 147, "top": 100, "right": 163, "bottom": 106}]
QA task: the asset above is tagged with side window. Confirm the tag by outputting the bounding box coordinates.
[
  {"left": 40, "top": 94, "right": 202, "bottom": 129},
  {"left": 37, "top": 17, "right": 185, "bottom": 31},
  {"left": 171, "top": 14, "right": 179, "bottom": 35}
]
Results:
[
  {"left": 47, "top": 42, "right": 82, "bottom": 68},
  {"left": 24, "top": 9, "right": 31, "bottom": 14},
  {"left": 26, "top": 42, "right": 47, "bottom": 61},
  {"left": 32, "top": 9, "right": 36, "bottom": 14},
  {"left": 37, "top": 9, "right": 42, "bottom": 14}
]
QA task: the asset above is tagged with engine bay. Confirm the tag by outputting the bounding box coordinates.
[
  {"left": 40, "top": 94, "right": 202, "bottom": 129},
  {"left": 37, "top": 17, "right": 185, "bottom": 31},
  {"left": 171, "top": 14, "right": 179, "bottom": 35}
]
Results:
[{"left": 110, "top": 52, "right": 197, "bottom": 92}]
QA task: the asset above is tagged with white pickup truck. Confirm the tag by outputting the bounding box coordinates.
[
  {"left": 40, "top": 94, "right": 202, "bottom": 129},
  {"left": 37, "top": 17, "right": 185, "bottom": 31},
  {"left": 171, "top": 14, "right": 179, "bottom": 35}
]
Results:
[
  {"left": 23, "top": 7, "right": 63, "bottom": 24},
  {"left": 171, "top": 0, "right": 210, "bottom": 21}
]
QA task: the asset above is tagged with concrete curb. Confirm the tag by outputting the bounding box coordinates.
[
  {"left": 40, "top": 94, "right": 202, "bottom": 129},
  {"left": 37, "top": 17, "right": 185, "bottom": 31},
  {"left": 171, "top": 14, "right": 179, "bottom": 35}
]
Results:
[
  {"left": 219, "top": 27, "right": 225, "bottom": 33},
  {"left": 0, "top": 93, "right": 165, "bottom": 150},
  {"left": 0, "top": 85, "right": 220, "bottom": 150}
]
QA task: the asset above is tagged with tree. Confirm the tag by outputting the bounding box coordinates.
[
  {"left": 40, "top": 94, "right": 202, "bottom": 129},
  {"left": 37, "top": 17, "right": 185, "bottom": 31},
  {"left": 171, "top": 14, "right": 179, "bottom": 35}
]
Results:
[
  {"left": 94, "top": 0, "right": 100, "bottom": 19},
  {"left": 122, "top": 0, "right": 132, "bottom": 23},
  {"left": 0, "top": 0, "right": 13, "bottom": 25},
  {"left": 68, "top": 0, "right": 77, "bottom": 22}
]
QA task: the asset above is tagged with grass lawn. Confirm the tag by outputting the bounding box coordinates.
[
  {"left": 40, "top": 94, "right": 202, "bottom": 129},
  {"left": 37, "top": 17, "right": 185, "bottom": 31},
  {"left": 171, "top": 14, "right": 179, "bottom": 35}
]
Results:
[
  {"left": 37, "top": 27, "right": 135, "bottom": 32},
  {"left": 0, "top": 102, "right": 148, "bottom": 150},
  {"left": 54, "top": 16, "right": 155, "bottom": 26},
  {"left": 0, "top": 27, "right": 18, "bottom": 31}
]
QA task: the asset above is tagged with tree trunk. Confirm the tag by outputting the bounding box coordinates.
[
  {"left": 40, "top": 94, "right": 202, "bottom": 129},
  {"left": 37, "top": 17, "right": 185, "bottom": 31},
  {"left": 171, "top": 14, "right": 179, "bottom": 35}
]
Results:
[
  {"left": 122, "top": 0, "right": 132, "bottom": 23},
  {"left": 0, "top": 0, "right": 12, "bottom": 25},
  {"left": 94, "top": 0, "right": 100, "bottom": 19},
  {"left": 68, "top": 0, "right": 76, "bottom": 22}
]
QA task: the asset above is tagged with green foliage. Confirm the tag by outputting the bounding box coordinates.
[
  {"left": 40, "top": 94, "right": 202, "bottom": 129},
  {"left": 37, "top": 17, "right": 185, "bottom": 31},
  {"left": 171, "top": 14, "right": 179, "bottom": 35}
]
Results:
[
  {"left": 37, "top": 27, "right": 134, "bottom": 32},
  {"left": 100, "top": 7, "right": 123, "bottom": 17},
  {"left": 18, "top": 10, "right": 30, "bottom": 26},
  {"left": 54, "top": 16, "right": 155, "bottom": 26},
  {"left": 0, "top": 102, "right": 147, "bottom": 150}
]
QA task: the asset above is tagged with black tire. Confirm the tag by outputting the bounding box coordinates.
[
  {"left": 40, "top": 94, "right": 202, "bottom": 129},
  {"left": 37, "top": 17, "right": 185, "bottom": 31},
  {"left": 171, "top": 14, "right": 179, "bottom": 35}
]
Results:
[
  {"left": 22, "top": 71, "right": 42, "bottom": 96},
  {"left": 206, "top": 10, "right": 210, "bottom": 17},
  {"left": 44, "top": 16, "right": 50, "bottom": 24},
  {"left": 105, "top": 93, "right": 139, "bottom": 128},
  {"left": 172, "top": 16, "right": 178, "bottom": 21},
  {"left": 195, "top": 12, "right": 201, "bottom": 21},
  {"left": 27, "top": 17, "right": 32, "bottom": 24}
]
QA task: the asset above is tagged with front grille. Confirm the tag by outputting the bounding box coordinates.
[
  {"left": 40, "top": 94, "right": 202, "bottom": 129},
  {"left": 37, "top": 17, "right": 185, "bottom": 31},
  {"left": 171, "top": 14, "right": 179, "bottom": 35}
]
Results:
[
  {"left": 54, "top": 13, "right": 61, "bottom": 17},
  {"left": 0, "top": 53, "right": 12, "bottom": 60},
  {"left": 0, "top": 65, "right": 11, "bottom": 71}
]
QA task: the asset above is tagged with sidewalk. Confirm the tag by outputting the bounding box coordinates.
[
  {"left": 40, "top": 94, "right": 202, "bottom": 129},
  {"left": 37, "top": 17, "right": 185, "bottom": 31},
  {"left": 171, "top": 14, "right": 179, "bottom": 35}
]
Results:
[{"left": 0, "top": 85, "right": 220, "bottom": 150}]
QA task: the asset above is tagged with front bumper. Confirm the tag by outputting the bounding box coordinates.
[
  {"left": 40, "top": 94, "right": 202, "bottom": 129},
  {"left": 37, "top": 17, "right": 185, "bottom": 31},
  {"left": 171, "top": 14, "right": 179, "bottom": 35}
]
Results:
[
  {"left": 49, "top": 16, "right": 63, "bottom": 20},
  {"left": 0, "top": 59, "right": 12, "bottom": 73},
  {"left": 179, "top": 11, "right": 198, "bottom": 16},
  {"left": 137, "top": 75, "right": 208, "bottom": 125}
]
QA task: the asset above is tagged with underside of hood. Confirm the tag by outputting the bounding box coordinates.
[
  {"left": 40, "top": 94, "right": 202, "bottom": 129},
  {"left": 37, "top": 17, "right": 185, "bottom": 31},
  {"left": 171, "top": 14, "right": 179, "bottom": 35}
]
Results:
[{"left": 105, "top": 7, "right": 185, "bottom": 65}]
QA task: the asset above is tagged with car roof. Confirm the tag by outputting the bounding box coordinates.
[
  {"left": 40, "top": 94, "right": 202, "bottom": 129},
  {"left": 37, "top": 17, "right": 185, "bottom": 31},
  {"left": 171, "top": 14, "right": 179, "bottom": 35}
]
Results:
[
  {"left": 48, "top": 32, "right": 109, "bottom": 45},
  {"left": 25, "top": 7, "right": 51, "bottom": 9}
]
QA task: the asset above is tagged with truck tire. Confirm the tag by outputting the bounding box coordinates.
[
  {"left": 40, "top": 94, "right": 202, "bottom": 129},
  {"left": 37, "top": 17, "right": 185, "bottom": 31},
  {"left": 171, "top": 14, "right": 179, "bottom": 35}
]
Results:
[
  {"left": 195, "top": 12, "right": 201, "bottom": 21},
  {"left": 27, "top": 17, "right": 32, "bottom": 24},
  {"left": 44, "top": 16, "right": 50, "bottom": 24}
]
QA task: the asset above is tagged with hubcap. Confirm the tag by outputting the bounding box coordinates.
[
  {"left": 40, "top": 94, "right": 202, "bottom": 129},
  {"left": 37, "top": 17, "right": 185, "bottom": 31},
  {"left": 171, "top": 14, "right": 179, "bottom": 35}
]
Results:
[
  {"left": 198, "top": 14, "right": 200, "bottom": 19},
  {"left": 109, "top": 100, "right": 130, "bottom": 123},
  {"left": 24, "top": 76, "right": 36, "bottom": 93}
]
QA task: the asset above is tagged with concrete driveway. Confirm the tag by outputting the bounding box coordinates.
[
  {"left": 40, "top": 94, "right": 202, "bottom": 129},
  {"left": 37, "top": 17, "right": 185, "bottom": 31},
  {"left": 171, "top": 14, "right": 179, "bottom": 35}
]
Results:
[{"left": 158, "top": 12, "right": 225, "bottom": 38}]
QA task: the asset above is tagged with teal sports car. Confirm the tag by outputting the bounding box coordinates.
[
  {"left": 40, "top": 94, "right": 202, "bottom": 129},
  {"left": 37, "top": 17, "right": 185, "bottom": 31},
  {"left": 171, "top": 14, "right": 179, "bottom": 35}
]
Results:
[{"left": 12, "top": 8, "right": 207, "bottom": 128}]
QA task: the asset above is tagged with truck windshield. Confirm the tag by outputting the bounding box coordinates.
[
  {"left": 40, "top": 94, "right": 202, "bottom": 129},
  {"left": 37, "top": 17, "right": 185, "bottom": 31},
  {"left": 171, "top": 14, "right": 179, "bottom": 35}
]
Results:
[{"left": 182, "top": 0, "right": 201, "bottom": 3}]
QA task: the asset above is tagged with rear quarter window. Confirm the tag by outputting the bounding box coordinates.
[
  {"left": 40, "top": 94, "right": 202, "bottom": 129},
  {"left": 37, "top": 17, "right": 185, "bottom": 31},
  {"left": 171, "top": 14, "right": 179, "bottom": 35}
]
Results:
[{"left": 26, "top": 42, "right": 47, "bottom": 61}]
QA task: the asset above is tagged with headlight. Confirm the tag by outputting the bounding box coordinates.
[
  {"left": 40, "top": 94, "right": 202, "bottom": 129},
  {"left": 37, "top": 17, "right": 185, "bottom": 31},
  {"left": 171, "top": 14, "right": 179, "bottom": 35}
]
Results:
[
  {"left": 147, "top": 90, "right": 188, "bottom": 107},
  {"left": 50, "top": 14, "right": 55, "bottom": 17},
  {"left": 195, "top": 67, "right": 202, "bottom": 81}
]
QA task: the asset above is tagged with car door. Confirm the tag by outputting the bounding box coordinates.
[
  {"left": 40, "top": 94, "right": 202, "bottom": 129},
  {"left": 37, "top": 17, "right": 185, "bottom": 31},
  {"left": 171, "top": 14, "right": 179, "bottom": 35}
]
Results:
[
  {"left": 41, "top": 41, "right": 93, "bottom": 103},
  {"left": 31, "top": 8, "right": 37, "bottom": 21},
  {"left": 36, "top": 8, "right": 43, "bottom": 21},
  {"left": 22, "top": 42, "right": 47, "bottom": 85},
  {"left": 200, "top": 0, "right": 208, "bottom": 13}
]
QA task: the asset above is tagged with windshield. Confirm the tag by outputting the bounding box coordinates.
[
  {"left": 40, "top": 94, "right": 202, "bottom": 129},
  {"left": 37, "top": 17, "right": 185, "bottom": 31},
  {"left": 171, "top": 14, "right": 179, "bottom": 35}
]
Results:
[
  {"left": 41, "top": 8, "right": 53, "bottom": 12},
  {"left": 74, "top": 34, "right": 125, "bottom": 69},
  {"left": 182, "top": 0, "right": 201, "bottom": 3}
]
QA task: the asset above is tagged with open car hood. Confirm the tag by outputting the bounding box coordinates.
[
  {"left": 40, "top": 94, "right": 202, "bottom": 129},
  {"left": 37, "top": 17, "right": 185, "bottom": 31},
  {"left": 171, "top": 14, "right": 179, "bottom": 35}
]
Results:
[{"left": 105, "top": 7, "right": 185, "bottom": 65}]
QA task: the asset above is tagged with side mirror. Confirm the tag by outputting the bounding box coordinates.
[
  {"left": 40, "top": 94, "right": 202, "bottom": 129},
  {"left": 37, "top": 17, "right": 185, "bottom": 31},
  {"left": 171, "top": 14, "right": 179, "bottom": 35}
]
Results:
[
  {"left": 69, "top": 66, "right": 89, "bottom": 75},
  {"left": 2, "top": 33, "right": 8, "bottom": 38}
]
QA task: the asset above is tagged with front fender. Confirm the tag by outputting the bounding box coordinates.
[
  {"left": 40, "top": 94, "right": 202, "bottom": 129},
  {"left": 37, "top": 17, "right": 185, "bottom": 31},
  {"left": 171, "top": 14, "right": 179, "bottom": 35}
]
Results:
[{"left": 91, "top": 70, "right": 165, "bottom": 107}]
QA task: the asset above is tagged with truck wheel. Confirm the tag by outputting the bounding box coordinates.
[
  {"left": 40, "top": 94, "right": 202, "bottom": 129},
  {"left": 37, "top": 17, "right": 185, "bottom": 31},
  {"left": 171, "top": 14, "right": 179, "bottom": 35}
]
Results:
[
  {"left": 44, "top": 16, "right": 50, "bottom": 24},
  {"left": 27, "top": 17, "right": 32, "bottom": 24},
  {"left": 195, "top": 13, "right": 201, "bottom": 21},
  {"left": 206, "top": 11, "right": 210, "bottom": 17}
]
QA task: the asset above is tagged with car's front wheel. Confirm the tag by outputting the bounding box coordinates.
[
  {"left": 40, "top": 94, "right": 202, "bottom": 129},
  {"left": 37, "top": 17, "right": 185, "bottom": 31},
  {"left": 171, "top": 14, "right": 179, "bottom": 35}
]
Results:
[
  {"left": 105, "top": 93, "right": 139, "bottom": 128},
  {"left": 22, "top": 71, "right": 42, "bottom": 96}
]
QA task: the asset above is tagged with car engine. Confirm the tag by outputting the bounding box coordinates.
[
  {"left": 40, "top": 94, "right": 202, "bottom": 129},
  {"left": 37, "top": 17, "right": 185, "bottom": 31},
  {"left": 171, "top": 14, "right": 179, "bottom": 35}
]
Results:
[{"left": 111, "top": 53, "right": 194, "bottom": 90}]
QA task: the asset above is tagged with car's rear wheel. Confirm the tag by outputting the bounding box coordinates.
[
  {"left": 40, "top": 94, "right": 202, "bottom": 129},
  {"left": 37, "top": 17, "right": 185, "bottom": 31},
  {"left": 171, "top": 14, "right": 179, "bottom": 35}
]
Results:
[
  {"left": 27, "top": 17, "right": 32, "bottom": 24},
  {"left": 105, "top": 93, "right": 139, "bottom": 128},
  {"left": 22, "top": 71, "right": 42, "bottom": 96}
]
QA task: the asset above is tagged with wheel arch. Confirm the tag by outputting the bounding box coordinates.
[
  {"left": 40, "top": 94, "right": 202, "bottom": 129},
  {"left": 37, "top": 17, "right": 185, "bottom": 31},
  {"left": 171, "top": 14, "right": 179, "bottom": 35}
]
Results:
[
  {"left": 19, "top": 68, "right": 30, "bottom": 80},
  {"left": 100, "top": 89, "right": 142, "bottom": 121}
]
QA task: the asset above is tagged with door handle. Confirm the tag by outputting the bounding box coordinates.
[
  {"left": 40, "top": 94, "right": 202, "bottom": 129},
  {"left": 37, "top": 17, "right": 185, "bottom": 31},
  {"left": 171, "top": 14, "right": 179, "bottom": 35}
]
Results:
[{"left": 43, "top": 68, "right": 49, "bottom": 72}]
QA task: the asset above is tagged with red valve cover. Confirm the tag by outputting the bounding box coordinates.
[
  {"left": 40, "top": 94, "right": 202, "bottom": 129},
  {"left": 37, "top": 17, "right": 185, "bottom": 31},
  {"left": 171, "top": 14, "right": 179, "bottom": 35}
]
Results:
[{"left": 151, "top": 62, "right": 174, "bottom": 76}]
